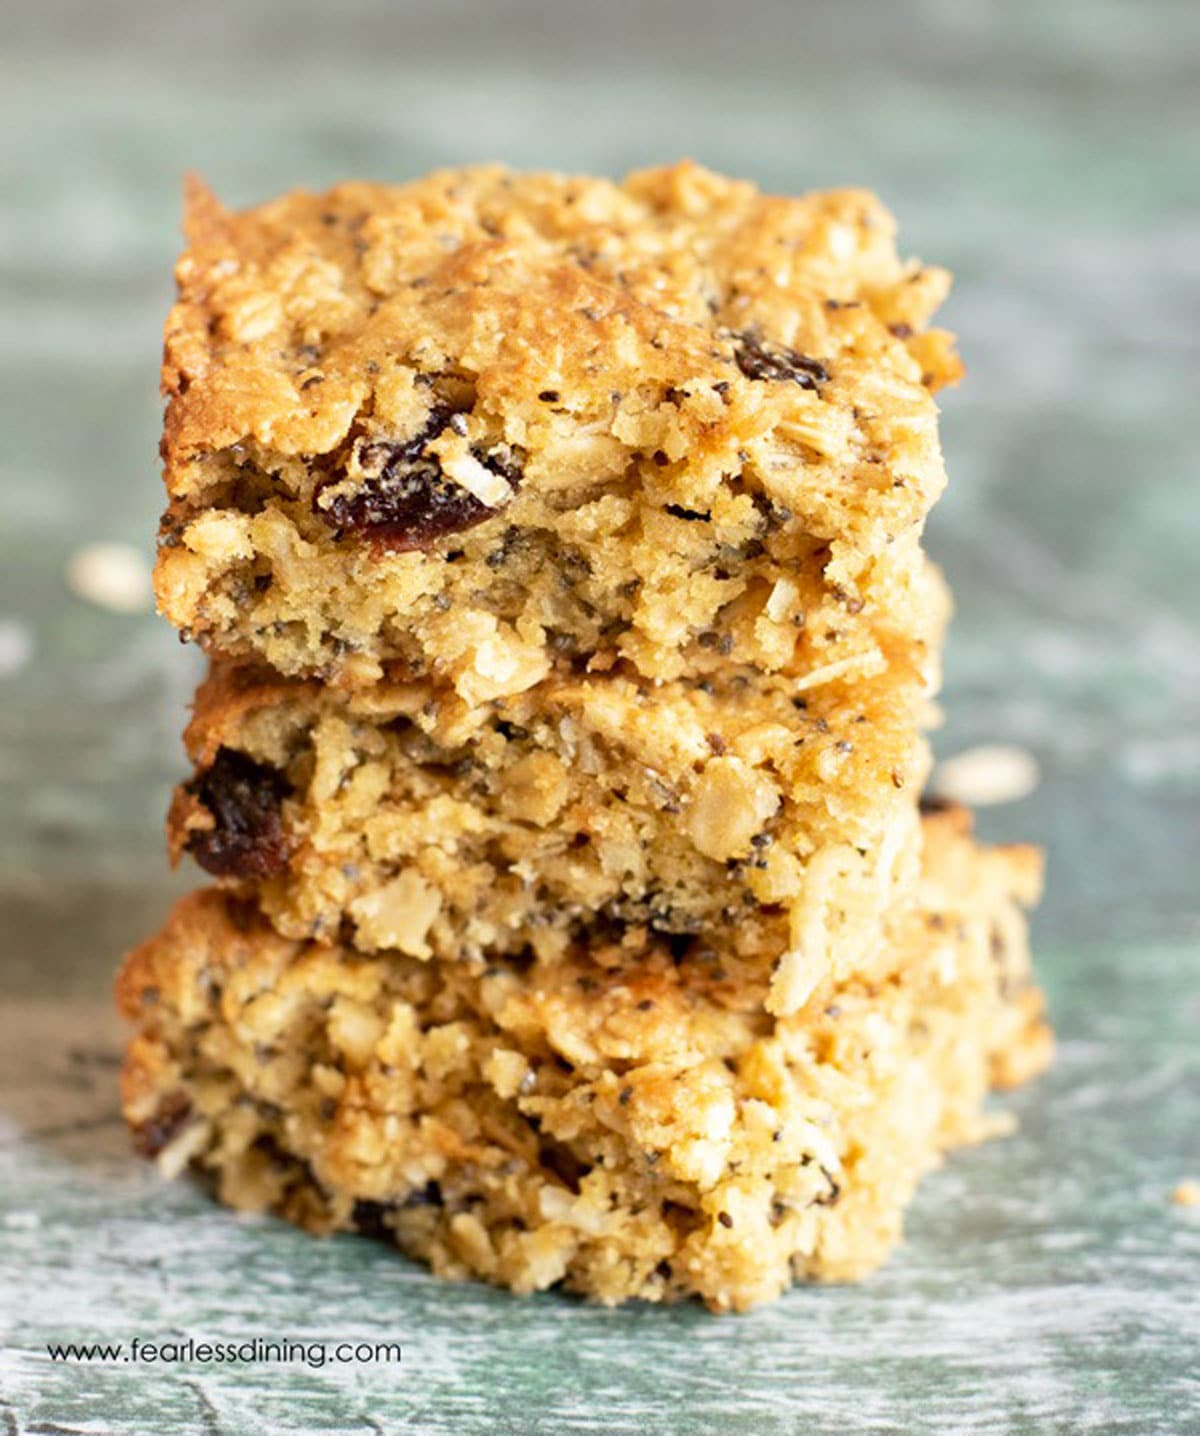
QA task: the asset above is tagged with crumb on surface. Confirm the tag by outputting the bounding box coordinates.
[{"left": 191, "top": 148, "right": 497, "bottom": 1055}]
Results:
[
  {"left": 67, "top": 542, "right": 154, "bottom": 614},
  {"left": 933, "top": 744, "right": 1040, "bottom": 807},
  {"left": 1172, "top": 1180, "right": 1200, "bottom": 1207}
]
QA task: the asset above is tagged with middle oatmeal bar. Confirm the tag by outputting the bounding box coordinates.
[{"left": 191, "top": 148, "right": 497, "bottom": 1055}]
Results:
[
  {"left": 156, "top": 162, "right": 960, "bottom": 698},
  {"left": 170, "top": 627, "right": 943, "bottom": 1015}
]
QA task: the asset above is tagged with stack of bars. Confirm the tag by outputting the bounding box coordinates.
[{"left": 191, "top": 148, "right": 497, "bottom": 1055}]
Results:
[{"left": 118, "top": 163, "right": 1052, "bottom": 1312}]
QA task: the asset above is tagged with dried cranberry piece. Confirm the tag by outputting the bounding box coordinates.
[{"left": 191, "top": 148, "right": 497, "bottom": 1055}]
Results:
[
  {"left": 132, "top": 1091, "right": 193, "bottom": 1158},
  {"left": 314, "top": 407, "right": 520, "bottom": 551},
  {"left": 185, "top": 748, "right": 292, "bottom": 880},
  {"left": 733, "top": 333, "right": 829, "bottom": 390}
]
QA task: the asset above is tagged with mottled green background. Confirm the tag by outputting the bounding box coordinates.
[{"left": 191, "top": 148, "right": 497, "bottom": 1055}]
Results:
[{"left": 1, "top": 2, "right": 1197, "bottom": 1432}]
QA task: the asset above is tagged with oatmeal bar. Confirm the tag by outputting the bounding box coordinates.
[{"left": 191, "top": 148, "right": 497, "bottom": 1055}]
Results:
[
  {"left": 168, "top": 619, "right": 943, "bottom": 1014},
  {"left": 118, "top": 806, "right": 1051, "bottom": 1313},
  {"left": 156, "top": 163, "right": 960, "bottom": 697}
]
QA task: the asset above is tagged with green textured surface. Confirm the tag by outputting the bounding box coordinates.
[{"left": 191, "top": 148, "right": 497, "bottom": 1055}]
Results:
[{"left": 1, "top": 2, "right": 1198, "bottom": 1432}]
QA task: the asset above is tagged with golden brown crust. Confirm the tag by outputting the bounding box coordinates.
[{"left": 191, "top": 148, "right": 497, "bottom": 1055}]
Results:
[
  {"left": 161, "top": 163, "right": 958, "bottom": 485},
  {"left": 117, "top": 809, "right": 1050, "bottom": 1312}
]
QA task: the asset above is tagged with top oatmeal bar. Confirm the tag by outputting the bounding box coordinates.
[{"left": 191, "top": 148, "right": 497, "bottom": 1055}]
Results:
[{"left": 156, "top": 163, "right": 960, "bottom": 696}]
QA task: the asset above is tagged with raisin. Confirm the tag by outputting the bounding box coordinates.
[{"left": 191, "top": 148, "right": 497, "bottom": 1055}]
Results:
[
  {"left": 314, "top": 407, "right": 521, "bottom": 551},
  {"left": 733, "top": 332, "right": 829, "bottom": 390},
  {"left": 185, "top": 748, "right": 292, "bottom": 880},
  {"left": 132, "top": 1091, "right": 192, "bottom": 1158},
  {"left": 352, "top": 1199, "right": 399, "bottom": 1240}
]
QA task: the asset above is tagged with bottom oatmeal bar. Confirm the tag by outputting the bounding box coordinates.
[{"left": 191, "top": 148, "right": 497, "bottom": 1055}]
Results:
[{"left": 117, "top": 805, "right": 1050, "bottom": 1313}]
